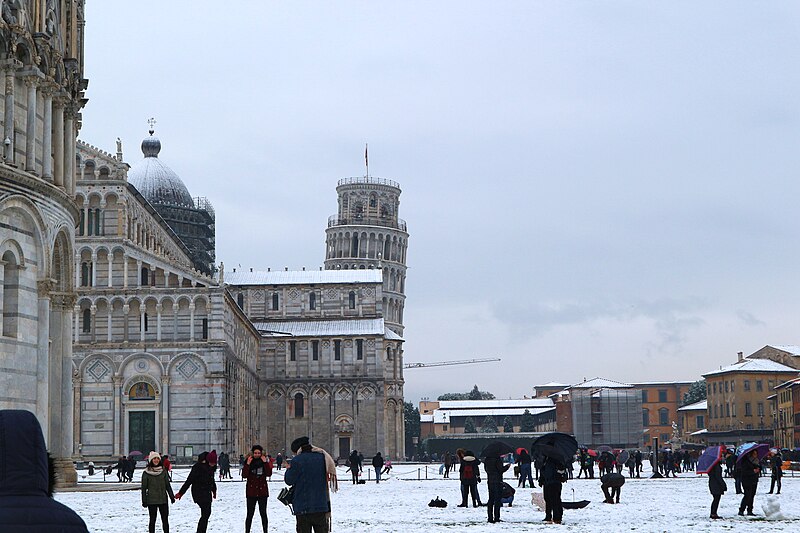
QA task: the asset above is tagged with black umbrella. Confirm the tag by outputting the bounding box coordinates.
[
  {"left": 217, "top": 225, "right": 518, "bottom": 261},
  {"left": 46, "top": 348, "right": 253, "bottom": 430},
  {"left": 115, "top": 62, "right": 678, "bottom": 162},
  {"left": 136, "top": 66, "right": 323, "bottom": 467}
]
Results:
[
  {"left": 600, "top": 472, "right": 625, "bottom": 488},
  {"left": 531, "top": 432, "right": 579, "bottom": 465},
  {"left": 481, "top": 441, "right": 515, "bottom": 458}
]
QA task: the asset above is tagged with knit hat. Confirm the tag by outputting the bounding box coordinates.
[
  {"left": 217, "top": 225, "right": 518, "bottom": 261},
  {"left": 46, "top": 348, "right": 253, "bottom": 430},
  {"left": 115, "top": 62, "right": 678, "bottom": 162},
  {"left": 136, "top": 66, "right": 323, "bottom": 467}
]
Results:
[
  {"left": 291, "top": 436, "right": 310, "bottom": 453},
  {"left": 148, "top": 451, "right": 161, "bottom": 462}
]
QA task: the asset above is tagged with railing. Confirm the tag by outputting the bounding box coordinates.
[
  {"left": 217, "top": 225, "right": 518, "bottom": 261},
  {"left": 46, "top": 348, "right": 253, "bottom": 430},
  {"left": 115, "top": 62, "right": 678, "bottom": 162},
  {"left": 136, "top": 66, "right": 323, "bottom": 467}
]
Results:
[
  {"left": 328, "top": 215, "right": 407, "bottom": 231},
  {"left": 337, "top": 176, "right": 401, "bottom": 189}
]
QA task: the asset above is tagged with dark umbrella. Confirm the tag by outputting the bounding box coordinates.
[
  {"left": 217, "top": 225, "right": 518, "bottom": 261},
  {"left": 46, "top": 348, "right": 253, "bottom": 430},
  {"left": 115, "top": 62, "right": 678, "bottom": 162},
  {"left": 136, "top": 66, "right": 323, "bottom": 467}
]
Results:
[
  {"left": 531, "top": 432, "right": 579, "bottom": 465},
  {"left": 617, "top": 450, "right": 630, "bottom": 464},
  {"left": 600, "top": 472, "right": 625, "bottom": 488},
  {"left": 597, "top": 445, "right": 613, "bottom": 454},
  {"left": 697, "top": 446, "right": 725, "bottom": 475},
  {"left": 481, "top": 441, "right": 515, "bottom": 458}
]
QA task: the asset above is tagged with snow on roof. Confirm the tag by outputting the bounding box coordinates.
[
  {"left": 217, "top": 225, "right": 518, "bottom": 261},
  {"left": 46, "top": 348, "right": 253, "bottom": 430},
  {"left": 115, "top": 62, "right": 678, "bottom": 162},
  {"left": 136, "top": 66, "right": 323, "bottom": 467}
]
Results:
[
  {"left": 419, "top": 414, "right": 434, "bottom": 423},
  {"left": 226, "top": 269, "right": 383, "bottom": 286},
  {"left": 774, "top": 377, "right": 800, "bottom": 389},
  {"left": 629, "top": 381, "right": 695, "bottom": 386},
  {"left": 767, "top": 345, "right": 800, "bottom": 356},
  {"left": 385, "top": 328, "right": 403, "bottom": 341},
  {"left": 433, "top": 407, "right": 555, "bottom": 423},
  {"left": 253, "top": 318, "right": 392, "bottom": 337},
  {"left": 703, "top": 358, "right": 799, "bottom": 377},
  {"left": 536, "top": 382, "right": 569, "bottom": 387},
  {"left": 690, "top": 429, "right": 708, "bottom": 436},
  {"left": 436, "top": 399, "right": 554, "bottom": 410},
  {"left": 569, "top": 377, "right": 632, "bottom": 389},
  {"left": 678, "top": 400, "right": 707, "bottom": 411}
]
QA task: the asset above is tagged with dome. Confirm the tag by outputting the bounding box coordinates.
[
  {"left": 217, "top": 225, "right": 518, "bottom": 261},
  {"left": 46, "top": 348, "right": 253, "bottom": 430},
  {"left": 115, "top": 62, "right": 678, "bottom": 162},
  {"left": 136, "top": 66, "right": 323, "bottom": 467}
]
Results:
[{"left": 127, "top": 132, "right": 194, "bottom": 208}]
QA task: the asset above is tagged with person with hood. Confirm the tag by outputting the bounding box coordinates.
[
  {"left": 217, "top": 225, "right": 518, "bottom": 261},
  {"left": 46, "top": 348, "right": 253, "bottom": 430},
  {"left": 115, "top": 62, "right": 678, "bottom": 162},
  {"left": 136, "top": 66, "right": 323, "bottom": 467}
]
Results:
[
  {"left": 175, "top": 451, "right": 217, "bottom": 533},
  {"left": 276, "top": 452, "right": 284, "bottom": 470},
  {"left": 0, "top": 409, "right": 89, "bottom": 532},
  {"left": 243, "top": 445, "right": 272, "bottom": 533},
  {"left": 708, "top": 447, "right": 728, "bottom": 520},
  {"left": 284, "top": 436, "right": 338, "bottom": 533},
  {"left": 348, "top": 450, "right": 362, "bottom": 484},
  {"left": 457, "top": 449, "right": 484, "bottom": 507},
  {"left": 539, "top": 455, "right": 567, "bottom": 524},
  {"left": 371, "top": 452, "right": 385, "bottom": 483},
  {"left": 141, "top": 451, "right": 175, "bottom": 533},
  {"left": 600, "top": 472, "right": 625, "bottom": 504},
  {"left": 768, "top": 450, "right": 783, "bottom": 494},
  {"left": 483, "top": 449, "right": 510, "bottom": 523},
  {"left": 516, "top": 449, "right": 535, "bottom": 488},
  {"left": 738, "top": 449, "right": 761, "bottom": 516}
]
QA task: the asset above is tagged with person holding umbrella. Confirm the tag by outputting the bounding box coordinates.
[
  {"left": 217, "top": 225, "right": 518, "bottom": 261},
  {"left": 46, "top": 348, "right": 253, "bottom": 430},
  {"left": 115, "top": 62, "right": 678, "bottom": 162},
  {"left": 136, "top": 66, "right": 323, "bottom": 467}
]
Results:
[
  {"left": 697, "top": 445, "right": 728, "bottom": 520},
  {"left": 738, "top": 447, "right": 763, "bottom": 516},
  {"left": 482, "top": 442, "right": 512, "bottom": 523},
  {"left": 532, "top": 433, "right": 577, "bottom": 525}
]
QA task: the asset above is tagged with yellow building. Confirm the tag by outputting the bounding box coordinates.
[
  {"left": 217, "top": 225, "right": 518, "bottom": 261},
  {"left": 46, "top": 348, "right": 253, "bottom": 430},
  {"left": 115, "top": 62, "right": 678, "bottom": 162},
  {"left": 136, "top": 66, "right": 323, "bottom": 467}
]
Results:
[
  {"left": 772, "top": 378, "right": 800, "bottom": 449},
  {"left": 678, "top": 400, "right": 707, "bottom": 444}
]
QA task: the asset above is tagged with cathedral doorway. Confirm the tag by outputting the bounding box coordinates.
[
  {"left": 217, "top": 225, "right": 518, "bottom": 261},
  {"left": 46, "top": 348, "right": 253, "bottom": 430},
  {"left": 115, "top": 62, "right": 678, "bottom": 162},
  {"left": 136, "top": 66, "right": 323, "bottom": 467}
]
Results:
[
  {"left": 128, "top": 411, "right": 156, "bottom": 455},
  {"left": 338, "top": 436, "right": 351, "bottom": 460}
]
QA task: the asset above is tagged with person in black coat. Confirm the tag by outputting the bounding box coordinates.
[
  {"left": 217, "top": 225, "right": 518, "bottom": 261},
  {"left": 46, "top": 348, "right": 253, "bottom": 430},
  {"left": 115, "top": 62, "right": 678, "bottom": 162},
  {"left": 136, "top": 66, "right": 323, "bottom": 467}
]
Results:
[
  {"left": 737, "top": 450, "right": 761, "bottom": 516},
  {"left": 708, "top": 449, "right": 728, "bottom": 520},
  {"left": 371, "top": 452, "right": 385, "bottom": 483},
  {"left": 600, "top": 472, "right": 625, "bottom": 504},
  {"left": 539, "top": 456, "right": 566, "bottom": 524},
  {"left": 516, "top": 449, "right": 535, "bottom": 488},
  {"left": 0, "top": 410, "right": 90, "bottom": 532},
  {"left": 176, "top": 451, "right": 218, "bottom": 533},
  {"left": 483, "top": 453, "right": 510, "bottom": 523},
  {"left": 768, "top": 452, "right": 783, "bottom": 494},
  {"left": 348, "top": 450, "right": 362, "bottom": 484}
]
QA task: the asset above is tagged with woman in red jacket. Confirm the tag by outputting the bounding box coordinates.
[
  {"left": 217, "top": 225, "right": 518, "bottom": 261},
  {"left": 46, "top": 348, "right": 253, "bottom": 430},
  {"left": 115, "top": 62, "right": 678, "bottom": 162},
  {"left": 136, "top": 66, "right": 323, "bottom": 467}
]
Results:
[{"left": 243, "top": 445, "right": 273, "bottom": 533}]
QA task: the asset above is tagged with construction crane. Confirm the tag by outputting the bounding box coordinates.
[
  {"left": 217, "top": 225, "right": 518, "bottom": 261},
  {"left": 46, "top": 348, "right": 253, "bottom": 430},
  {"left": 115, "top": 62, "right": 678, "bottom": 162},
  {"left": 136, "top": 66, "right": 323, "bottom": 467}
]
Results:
[{"left": 403, "top": 357, "right": 501, "bottom": 369}]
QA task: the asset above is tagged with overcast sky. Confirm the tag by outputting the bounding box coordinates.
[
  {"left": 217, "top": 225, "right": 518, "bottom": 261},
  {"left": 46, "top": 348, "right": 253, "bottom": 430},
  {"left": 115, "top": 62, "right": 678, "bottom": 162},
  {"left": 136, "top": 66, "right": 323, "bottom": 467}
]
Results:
[{"left": 81, "top": 2, "right": 800, "bottom": 403}]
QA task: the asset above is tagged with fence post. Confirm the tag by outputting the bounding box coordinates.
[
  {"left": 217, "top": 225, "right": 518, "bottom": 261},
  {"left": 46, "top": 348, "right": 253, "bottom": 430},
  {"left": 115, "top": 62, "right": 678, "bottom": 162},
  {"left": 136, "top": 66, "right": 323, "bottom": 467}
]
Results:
[
  {"left": 367, "top": 469, "right": 371, "bottom": 481},
  {"left": 425, "top": 465, "right": 428, "bottom": 479},
  {"left": 418, "top": 468, "right": 420, "bottom": 480}
]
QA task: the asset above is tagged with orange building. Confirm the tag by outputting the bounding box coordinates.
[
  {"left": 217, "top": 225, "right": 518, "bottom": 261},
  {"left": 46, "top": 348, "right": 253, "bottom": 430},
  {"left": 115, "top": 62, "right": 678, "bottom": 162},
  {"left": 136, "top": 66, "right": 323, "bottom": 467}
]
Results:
[{"left": 630, "top": 381, "right": 694, "bottom": 446}]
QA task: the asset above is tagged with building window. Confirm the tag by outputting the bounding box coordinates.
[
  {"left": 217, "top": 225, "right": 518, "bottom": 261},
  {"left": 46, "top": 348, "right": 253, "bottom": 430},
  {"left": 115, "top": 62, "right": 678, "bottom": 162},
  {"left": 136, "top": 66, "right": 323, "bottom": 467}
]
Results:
[
  {"left": 745, "top": 402, "right": 752, "bottom": 416},
  {"left": 141, "top": 268, "right": 149, "bottom": 286},
  {"left": 334, "top": 340, "right": 341, "bottom": 361},
  {"left": 272, "top": 293, "right": 279, "bottom": 310},
  {"left": 309, "top": 292, "right": 316, "bottom": 310},
  {"left": 756, "top": 380, "right": 763, "bottom": 392},
  {"left": 82, "top": 308, "right": 91, "bottom": 333},
  {"left": 725, "top": 381, "right": 729, "bottom": 393},
  {"left": 743, "top": 380, "right": 750, "bottom": 391},
  {"left": 732, "top": 403, "right": 736, "bottom": 417},
  {"left": 442, "top": 424, "right": 448, "bottom": 432},
  {"left": 641, "top": 390, "right": 648, "bottom": 403},
  {"left": 356, "top": 339, "right": 364, "bottom": 360},
  {"left": 731, "top": 380, "right": 735, "bottom": 392},
  {"left": 294, "top": 392, "right": 304, "bottom": 418},
  {"left": 312, "top": 340, "right": 319, "bottom": 361},
  {"left": 658, "top": 390, "right": 667, "bottom": 403},
  {"left": 237, "top": 293, "right": 244, "bottom": 309},
  {"left": 696, "top": 415, "right": 705, "bottom": 429},
  {"left": 713, "top": 382, "right": 717, "bottom": 394},
  {"left": 642, "top": 409, "right": 650, "bottom": 427},
  {"left": 202, "top": 318, "right": 208, "bottom": 340},
  {"left": 725, "top": 403, "right": 730, "bottom": 417},
  {"left": 81, "top": 262, "right": 92, "bottom": 287},
  {"left": 349, "top": 291, "right": 356, "bottom": 309},
  {"left": 707, "top": 383, "right": 711, "bottom": 396},
  {"left": 290, "top": 341, "right": 297, "bottom": 361},
  {"left": 757, "top": 402, "right": 764, "bottom": 417},
  {"left": 386, "top": 347, "right": 393, "bottom": 360},
  {"left": 659, "top": 408, "right": 669, "bottom": 426}
]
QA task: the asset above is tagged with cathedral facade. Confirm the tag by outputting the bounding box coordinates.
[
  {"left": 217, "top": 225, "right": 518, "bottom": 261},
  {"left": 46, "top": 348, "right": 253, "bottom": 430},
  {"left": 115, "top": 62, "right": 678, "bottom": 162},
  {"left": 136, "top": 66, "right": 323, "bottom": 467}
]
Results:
[{"left": 0, "top": 0, "right": 87, "bottom": 485}]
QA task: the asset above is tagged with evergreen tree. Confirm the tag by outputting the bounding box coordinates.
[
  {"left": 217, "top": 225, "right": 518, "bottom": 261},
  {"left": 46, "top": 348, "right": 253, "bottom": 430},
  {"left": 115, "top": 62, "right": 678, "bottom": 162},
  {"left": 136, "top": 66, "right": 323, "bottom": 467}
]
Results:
[
  {"left": 481, "top": 415, "right": 498, "bottom": 433},
  {"left": 404, "top": 401, "right": 420, "bottom": 458},
  {"left": 464, "top": 416, "right": 477, "bottom": 433},
  {"left": 438, "top": 385, "right": 496, "bottom": 401},
  {"left": 502, "top": 416, "right": 514, "bottom": 433},
  {"left": 682, "top": 379, "right": 707, "bottom": 406},
  {"left": 468, "top": 385, "right": 483, "bottom": 400},
  {"left": 520, "top": 409, "right": 536, "bottom": 432}
]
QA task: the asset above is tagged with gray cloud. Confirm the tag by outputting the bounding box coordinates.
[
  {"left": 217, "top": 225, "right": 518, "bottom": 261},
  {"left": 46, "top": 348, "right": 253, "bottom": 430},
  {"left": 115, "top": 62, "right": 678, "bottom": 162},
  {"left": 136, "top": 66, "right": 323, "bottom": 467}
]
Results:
[{"left": 736, "top": 310, "right": 766, "bottom": 327}]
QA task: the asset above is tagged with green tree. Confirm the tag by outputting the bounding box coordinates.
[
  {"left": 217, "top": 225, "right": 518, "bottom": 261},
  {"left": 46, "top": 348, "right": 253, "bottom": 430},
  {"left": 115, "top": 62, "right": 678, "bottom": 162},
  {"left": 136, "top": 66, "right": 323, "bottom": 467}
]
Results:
[
  {"left": 502, "top": 416, "right": 514, "bottom": 433},
  {"left": 520, "top": 409, "right": 536, "bottom": 432},
  {"left": 439, "top": 385, "right": 495, "bottom": 401},
  {"left": 682, "top": 379, "right": 707, "bottom": 406},
  {"left": 480, "top": 415, "right": 498, "bottom": 433},
  {"left": 464, "top": 416, "right": 477, "bottom": 433},
  {"left": 404, "top": 401, "right": 420, "bottom": 458},
  {"left": 437, "top": 392, "right": 469, "bottom": 401}
]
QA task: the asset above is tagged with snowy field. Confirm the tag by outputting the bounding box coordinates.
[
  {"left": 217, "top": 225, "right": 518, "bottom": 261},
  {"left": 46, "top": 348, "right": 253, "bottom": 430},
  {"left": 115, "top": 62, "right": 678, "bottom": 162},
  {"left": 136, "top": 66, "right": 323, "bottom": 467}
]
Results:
[{"left": 58, "top": 463, "right": 800, "bottom": 532}]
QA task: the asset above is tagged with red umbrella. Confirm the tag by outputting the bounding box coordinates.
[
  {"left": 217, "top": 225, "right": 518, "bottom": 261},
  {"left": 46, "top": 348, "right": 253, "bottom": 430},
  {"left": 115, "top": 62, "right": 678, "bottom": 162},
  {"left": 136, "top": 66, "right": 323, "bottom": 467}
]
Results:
[
  {"left": 516, "top": 447, "right": 526, "bottom": 456},
  {"left": 586, "top": 449, "right": 598, "bottom": 457}
]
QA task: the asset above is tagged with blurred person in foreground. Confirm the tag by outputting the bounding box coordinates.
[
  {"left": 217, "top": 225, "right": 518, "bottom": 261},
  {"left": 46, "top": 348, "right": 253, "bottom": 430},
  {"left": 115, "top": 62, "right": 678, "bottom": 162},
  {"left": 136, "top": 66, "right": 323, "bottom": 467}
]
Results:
[
  {"left": 0, "top": 409, "right": 89, "bottom": 532},
  {"left": 284, "top": 436, "right": 338, "bottom": 533}
]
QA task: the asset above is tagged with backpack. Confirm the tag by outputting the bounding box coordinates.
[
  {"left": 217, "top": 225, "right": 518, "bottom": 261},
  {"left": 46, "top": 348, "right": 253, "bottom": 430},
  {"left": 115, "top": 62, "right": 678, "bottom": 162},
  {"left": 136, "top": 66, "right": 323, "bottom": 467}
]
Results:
[
  {"left": 462, "top": 464, "right": 474, "bottom": 480},
  {"left": 428, "top": 496, "right": 448, "bottom": 508}
]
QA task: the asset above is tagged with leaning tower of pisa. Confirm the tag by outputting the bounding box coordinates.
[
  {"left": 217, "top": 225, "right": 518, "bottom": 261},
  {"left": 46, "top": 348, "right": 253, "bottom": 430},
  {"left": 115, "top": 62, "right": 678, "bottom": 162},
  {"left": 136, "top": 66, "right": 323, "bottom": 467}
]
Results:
[{"left": 324, "top": 177, "right": 409, "bottom": 335}]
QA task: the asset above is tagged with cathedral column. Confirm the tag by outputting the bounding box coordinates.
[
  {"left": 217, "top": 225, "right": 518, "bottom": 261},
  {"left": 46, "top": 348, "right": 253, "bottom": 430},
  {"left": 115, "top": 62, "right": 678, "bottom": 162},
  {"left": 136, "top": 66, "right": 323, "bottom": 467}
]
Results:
[
  {"left": 36, "top": 280, "right": 53, "bottom": 437},
  {"left": 90, "top": 304, "right": 97, "bottom": 343},
  {"left": 74, "top": 254, "right": 81, "bottom": 288},
  {"left": 122, "top": 304, "right": 130, "bottom": 342},
  {"left": 139, "top": 309, "right": 146, "bottom": 342},
  {"left": 52, "top": 98, "right": 64, "bottom": 187},
  {"left": 173, "top": 307, "right": 179, "bottom": 341},
  {"left": 113, "top": 376, "right": 122, "bottom": 455},
  {"left": 90, "top": 252, "right": 97, "bottom": 287},
  {"left": 73, "top": 304, "right": 80, "bottom": 342},
  {"left": 64, "top": 106, "right": 76, "bottom": 195},
  {"left": 137, "top": 260, "right": 142, "bottom": 288},
  {"left": 72, "top": 375, "right": 82, "bottom": 457},
  {"left": 107, "top": 253, "right": 113, "bottom": 288},
  {"left": 156, "top": 303, "right": 162, "bottom": 341},
  {"left": 122, "top": 254, "right": 129, "bottom": 288},
  {"left": 3, "top": 68, "right": 14, "bottom": 163},
  {"left": 161, "top": 376, "right": 170, "bottom": 454},
  {"left": 106, "top": 311, "right": 112, "bottom": 342},
  {"left": 42, "top": 89, "right": 53, "bottom": 180},
  {"left": 188, "top": 302, "right": 195, "bottom": 341}
]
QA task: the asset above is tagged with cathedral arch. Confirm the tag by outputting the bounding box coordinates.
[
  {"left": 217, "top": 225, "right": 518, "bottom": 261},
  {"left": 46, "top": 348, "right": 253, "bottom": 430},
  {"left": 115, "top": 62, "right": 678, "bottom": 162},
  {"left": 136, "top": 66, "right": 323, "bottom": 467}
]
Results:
[{"left": 121, "top": 374, "right": 162, "bottom": 399}]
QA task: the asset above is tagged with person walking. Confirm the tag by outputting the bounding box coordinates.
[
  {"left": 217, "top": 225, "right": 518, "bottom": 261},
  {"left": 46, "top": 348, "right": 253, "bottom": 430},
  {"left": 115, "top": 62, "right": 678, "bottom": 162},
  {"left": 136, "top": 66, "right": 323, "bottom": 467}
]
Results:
[
  {"left": 175, "top": 451, "right": 217, "bottom": 533},
  {"left": 708, "top": 448, "right": 728, "bottom": 520},
  {"left": 738, "top": 450, "right": 761, "bottom": 516},
  {"left": 483, "top": 450, "right": 510, "bottom": 523},
  {"left": 243, "top": 445, "right": 272, "bottom": 533},
  {"left": 348, "top": 450, "right": 362, "bottom": 484},
  {"left": 634, "top": 450, "right": 642, "bottom": 478},
  {"left": 443, "top": 451, "right": 452, "bottom": 479},
  {"left": 276, "top": 452, "right": 284, "bottom": 470},
  {"left": 0, "top": 409, "right": 89, "bottom": 532},
  {"left": 516, "top": 449, "right": 535, "bottom": 488},
  {"left": 141, "top": 452, "right": 175, "bottom": 533},
  {"left": 767, "top": 450, "right": 782, "bottom": 494},
  {"left": 371, "top": 452, "right": 385, "bottom": 483},
  {"left": 539, "top": 456, "right": 567, "bottom": 524},
  {"left": 284, "top": 436, "right": 338, "bottom": 533},
  {"left": 116, "top": 456, "right": 127, "bottom": 482}
]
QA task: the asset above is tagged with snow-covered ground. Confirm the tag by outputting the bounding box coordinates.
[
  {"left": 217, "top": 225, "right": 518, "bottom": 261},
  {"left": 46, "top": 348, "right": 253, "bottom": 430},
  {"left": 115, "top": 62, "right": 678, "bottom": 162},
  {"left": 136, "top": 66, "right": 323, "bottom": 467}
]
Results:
[{"left": 57, "top": 463, "right": 800, "bottom": 532}]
